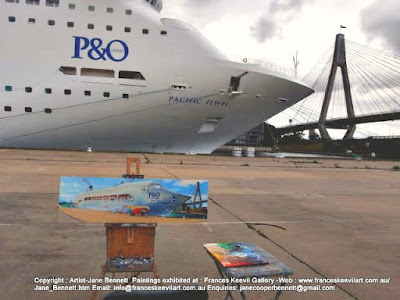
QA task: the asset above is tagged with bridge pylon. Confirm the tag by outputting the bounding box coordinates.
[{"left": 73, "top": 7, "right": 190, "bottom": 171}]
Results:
[{"left": 318, "top": 34, "right": 356, "bottom": 140}]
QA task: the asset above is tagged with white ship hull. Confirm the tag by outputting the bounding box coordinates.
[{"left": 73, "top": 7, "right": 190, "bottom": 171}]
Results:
[
  {"left": 0, "top": 0, "right": 313, "bottom": 154},
  {"left": 76, "top": 200, "right": 182, "bottom": 215}
]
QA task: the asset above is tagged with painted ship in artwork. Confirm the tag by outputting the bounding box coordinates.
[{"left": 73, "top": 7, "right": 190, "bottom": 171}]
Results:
[{"left": 59, "top": 177, "right": 208, "bottom": 219}]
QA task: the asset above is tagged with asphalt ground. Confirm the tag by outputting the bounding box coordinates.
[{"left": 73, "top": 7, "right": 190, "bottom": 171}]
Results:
[{"left": 0, "top": 149, "right": 399, "bottom": 299}]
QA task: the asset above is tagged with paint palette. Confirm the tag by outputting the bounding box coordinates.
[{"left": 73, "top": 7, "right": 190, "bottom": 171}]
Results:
[{"left": 204, "top": 242, "right": 270, "bottom": 268}]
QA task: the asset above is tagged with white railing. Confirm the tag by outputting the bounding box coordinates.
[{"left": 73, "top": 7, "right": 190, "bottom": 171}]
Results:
[{"left": 225, "top": 54, "right": 295, "bottom": 78}]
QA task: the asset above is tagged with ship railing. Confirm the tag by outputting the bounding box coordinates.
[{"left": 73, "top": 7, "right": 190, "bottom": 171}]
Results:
[{"left": 224, "top": 54, "right": 295, "bottom": 78}]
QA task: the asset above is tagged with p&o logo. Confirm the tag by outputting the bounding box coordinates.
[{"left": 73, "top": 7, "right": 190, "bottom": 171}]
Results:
[{"left": 72, "top": 36, "right": 129, "bottom": 62}]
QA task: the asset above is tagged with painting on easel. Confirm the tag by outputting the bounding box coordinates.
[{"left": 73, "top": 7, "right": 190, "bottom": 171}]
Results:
[
  {"left": 204, "top": 243, "right": 270, "bottom": 268},
  {"left": 59, "top": 177, "right": 208, "bottom": 223}
]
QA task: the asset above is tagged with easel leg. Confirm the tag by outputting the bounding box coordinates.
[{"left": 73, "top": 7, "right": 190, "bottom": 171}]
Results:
[
  {"left": 238, "top": 284, "right": 247, "bottom": 300},
  {"left": 131, "top": 272, "right": 140, "bottom": 283},
  {"left": 214, "top": 263, "right": 234, "bottom": 300},
  {"left": 153, "top": 263, "right": 160, "bottom": 279},
  {"left": 224, "top": 293, "right": 233, "bottom": 300},
  {"left": 274, "top": 282, "right": 286, "bottom": 300},
  {"left": 90, "top": 263, "right": 108, "bottom": 300}
]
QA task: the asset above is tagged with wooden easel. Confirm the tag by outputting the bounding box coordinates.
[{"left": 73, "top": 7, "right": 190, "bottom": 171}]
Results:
[
  {"left": 123, "top": 157, "right": 144, "bottom": 179},
  {"left": 91, "top": 158, "right": 158, "bottom": 300},
  {"left": 91, "top": 223, "right": 159, "bottom": 300}
]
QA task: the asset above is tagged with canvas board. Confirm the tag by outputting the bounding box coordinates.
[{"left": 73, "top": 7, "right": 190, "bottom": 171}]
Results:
[{"left": 59, "top": 177, "right": 208, "bottom": 223}]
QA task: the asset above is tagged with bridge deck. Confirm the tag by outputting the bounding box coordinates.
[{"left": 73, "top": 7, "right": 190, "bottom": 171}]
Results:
[{"left": 276, "top": 111, "right": 400, "bottom": 135}]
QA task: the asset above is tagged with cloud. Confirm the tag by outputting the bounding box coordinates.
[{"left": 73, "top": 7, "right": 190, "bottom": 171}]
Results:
[
  {"left": 164, "top": 0, "right": 270, "bottom": 28},
  {"left": 164, "top": 0, "right": 311, "bottom": 45},
  {"left": 360, "top": 0, "right": 400, "bottom": 53},
  {"left": 173, "top": 0, "right": 237, "bottom": 25},
  {"left": 184, "top": 0, "right": 223, "bottom": 7},
  {"left": 250, "top": 18, "right": 278, "bottom": 43},
  {"left": 269, "top": 0, "right": 307, "bottom": 12},
  {"left": 250, "top": 0, "right": 311, "bottom": 43}
]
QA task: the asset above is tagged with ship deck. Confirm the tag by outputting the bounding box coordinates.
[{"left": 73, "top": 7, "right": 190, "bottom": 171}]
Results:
[{"left": 0, "top": 149, "right": 399, "bottom": 299}]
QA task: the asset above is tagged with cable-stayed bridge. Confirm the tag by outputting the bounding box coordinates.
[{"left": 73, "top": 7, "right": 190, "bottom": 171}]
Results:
[{"left": 268, "top": 34, "right": 400, "bottom": 139}]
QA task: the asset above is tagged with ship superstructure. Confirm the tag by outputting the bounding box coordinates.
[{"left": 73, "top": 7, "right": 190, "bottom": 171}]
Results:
[{"left": 73, "top": 181, "right": 191, "bottom": 214}]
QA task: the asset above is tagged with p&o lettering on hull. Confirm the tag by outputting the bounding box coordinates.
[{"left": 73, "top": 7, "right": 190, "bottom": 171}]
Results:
[{"left": 72, "top": 36, "right": 129, "bottom": 62}]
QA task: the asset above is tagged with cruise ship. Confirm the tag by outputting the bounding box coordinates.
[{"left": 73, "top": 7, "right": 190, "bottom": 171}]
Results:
[
  {"left": 72, "top": 181, "right": 192, "bottom": 215},
  {"left": 0, "top": 0, "right": 313, "bottom": 154}
]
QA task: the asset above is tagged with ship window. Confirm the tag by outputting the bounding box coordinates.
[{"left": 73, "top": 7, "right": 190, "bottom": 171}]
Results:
[
  {"left": 5, "top": 86, "right": 12, "bottom": 92},
  {"left": 25, "top": 87, "right": 32, "bottom": 93},
  {"left": 122, "top": 94, "right": 129, "bottom": 99},
  {"left": 106, "top": 25, "right": 113, "bottom": 31},
  {"left": 88, "top": 5, "right": 95, "bottom": 11},
  {"left": 103, "top": 92, "right": 110, "bottom": 97},
  {"left": 124, "top": 27, "right": 131, "bottom": 33},
  {"left": 4, "top": 106, "right": 12, "bottom": 112},
  {"left": 171, "top": 85, "right": 186, "bottom": 91},
  {"left": 44, "top": 108, "right": 52, "bottom": 113},
  {"left": 88, "top": 23, "right": 94, "bottom": 29},
  {"left": 6, "top": 0, "right": 20, "bottom": 3},
  {"left": 68, "top": 3, "right": 75, "bottom": 9},
  {"left": 59, "top": 66, "right": 76, "bottom": 75},
  {"left": 26, "top": 0, "right": 39, "bottom": 5},
  {"left": 119, "top": 71, "right": 146, "bottom": 80},
  {"left": 25, "top": 107, "right": 32, "bottom": 113},
  {"left": 198, "top": 117, "right": 221, "bottom": 134},
  {"left": 67, "top": 22, "right": 74, "bottom": 28},
  {"left": 45, "top": 88, "right": 52, "bottom": 94},
  {"left": 142, "top": 29, "right": 149, "bottom": 34},
  {"left": 84, "top": 91, "right": 91, "bottom": 96},
  {"left": 8, "top": 16, "right": 16, "bottom": 22},
  {"left": 81, "top": 68, "right": 114, "bottom": 78},
  {"left": 48, "top": 20, "right": 55, "bottom": 26},
  {"left": 125, "top": 9, "right": 132, "bottom": 15},
  {"left": 46, "top": 0, "right": 59, "bottom": 7},
  {"left": 106, "top": 7, "right": 113, "bottom": 13},
  {"left": 161, "top": 30, "right": 167, "bottom": 35},
  {"left": 28, "top": 18, "right": 36, "bottom": 24},
  {"left": 150, "top": 182, "right": 161, "bottom": 189},
  {"left": 230, "top": 76, "right": 241, "bottom": 92},
  {"left": 64, "top": 89, "right": 71, "bottom": 95}
]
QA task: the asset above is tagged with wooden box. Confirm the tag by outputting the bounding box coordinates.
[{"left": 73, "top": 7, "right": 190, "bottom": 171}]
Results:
[{"left": 105, "top": 223, "right": 156, "bottom": 272}]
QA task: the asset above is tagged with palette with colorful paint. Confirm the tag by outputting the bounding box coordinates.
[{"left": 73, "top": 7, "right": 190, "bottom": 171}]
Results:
[{"left": 203, "top": 242, "right": 270, "bottom": 268}]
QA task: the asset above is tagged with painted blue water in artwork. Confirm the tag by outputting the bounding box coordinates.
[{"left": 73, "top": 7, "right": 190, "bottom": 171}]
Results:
[{"left": 59, "top": 177, "right": 208, "bottom": 219}]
